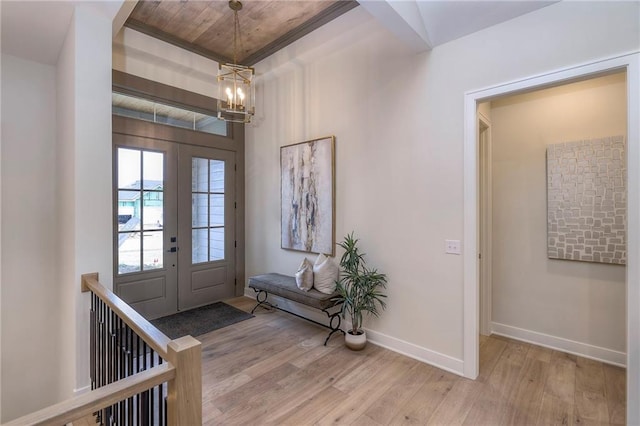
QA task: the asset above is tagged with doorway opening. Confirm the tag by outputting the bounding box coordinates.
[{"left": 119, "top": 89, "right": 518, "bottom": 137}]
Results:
[
  {"left": 478, "top": 113, "right": 491, "bottom": 337},
  {"left": 463, "top": 52, "right": 639, "bottom": 422}
]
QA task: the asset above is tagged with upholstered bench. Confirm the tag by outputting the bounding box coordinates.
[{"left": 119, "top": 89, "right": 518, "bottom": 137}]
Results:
[{"left": 248, "top": 273, "right": 345, "bottom": 345}]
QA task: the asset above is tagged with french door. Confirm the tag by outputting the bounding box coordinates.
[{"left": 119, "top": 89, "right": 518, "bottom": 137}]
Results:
[
  {"left": 177, "top": 144, "right": 236, "bottom": 310},
  {"left": 113, "top": 134, "right": 236, "bottom": 319}
]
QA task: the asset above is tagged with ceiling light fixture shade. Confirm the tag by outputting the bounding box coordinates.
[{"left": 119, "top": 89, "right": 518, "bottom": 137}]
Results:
[{"left": 217, "top": 0, "right": 255, "bottom": 124}]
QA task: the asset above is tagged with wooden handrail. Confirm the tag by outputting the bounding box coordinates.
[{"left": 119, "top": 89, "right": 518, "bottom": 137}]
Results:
[
  {"left": 4, "top": 273, "right": 202, "bottom": 425},
  {"left": 81, "top": 273, "right": 171, "bottom": 358},
  {"left": 3, "top": 363, "right": 175, "bottom": 426}
]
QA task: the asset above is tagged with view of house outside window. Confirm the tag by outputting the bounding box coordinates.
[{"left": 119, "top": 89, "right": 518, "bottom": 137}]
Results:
[{"left": 117, "top": 148, "right": 164, "bottom": 274}]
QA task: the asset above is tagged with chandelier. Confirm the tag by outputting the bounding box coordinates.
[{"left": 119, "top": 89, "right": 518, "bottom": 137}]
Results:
[{"left": 217, "top": 0, "right": 255, "bottom": 124}]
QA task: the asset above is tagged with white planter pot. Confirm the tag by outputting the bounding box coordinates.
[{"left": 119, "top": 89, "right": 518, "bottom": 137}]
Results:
[{"left": 345, "top": 330, "right": 367, "bottom": 351}]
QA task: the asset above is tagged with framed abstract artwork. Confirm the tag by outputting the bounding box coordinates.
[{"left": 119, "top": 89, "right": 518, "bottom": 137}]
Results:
[
  {"left": 547, "top": 136, "right": 626, "bottom": 264},
  {"left": 281, "top": 136, "right": 335, "bottom": 256}
]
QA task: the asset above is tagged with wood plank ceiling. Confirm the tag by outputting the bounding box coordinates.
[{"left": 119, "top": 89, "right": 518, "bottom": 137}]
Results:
[{"left": 125, "top": 0, "right": 359, "bottom": 66}]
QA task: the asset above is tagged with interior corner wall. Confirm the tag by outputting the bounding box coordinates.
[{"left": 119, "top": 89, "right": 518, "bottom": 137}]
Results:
[
  {"left": 0, "top": 53, "right": 62, "bottom": 422},
  {"left": 57, "top": 4, "right": 114, "bottom": 398},
  {"left": 489, "top": 73, "right": 627, "bottom": 362}
]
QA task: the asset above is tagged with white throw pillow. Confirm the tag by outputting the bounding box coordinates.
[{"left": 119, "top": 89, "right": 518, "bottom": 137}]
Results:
[
  {"left": 295, "top": 258, "right": 314, "bottom": 291},
  {"left": 313, "top": 253, "right": 339, "bottom": 294}
]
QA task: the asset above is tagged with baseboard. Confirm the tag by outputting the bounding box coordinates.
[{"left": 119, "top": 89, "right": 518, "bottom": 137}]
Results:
[
  {"left": 364, "top": 328, "right": 464, "bottom": 376},
  {"left": 243, "top": 287, "right": 465, "bottom": 376},
  {"left": 74, "top": 385, "right": 91, "bottom": 396},
  {"left": 491, "top": 321, "right": 626, "bottom": 367}
]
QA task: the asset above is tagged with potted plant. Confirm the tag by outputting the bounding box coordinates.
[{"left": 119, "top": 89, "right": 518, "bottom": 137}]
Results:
[{"left": 334, "top": 232, "right": 387, "bottom": 350}]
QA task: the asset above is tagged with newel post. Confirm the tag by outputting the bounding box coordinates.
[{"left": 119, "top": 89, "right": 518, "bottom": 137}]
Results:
[{"left": 166, "top": 335, "right": 202, "bottom": 425}]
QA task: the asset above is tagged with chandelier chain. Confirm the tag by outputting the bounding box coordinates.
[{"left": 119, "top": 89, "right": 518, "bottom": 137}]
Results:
[
  {"left": 232, "top": 8, "right": 246, "bottom": 65},
  {"left": 233, "top": 10, "right": 238, "bottom": 64}
]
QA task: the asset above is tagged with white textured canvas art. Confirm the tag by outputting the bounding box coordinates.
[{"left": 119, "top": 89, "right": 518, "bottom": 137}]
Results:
[
  {"left": 281, "top": 136, "right": 335, "bottom": 255},
  {"left": 547, "top": 136, "right": 626, "bottom": 264}
]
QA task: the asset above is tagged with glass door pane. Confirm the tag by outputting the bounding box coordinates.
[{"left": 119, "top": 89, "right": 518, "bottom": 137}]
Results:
[
  {"left": 117, "top": 147, "right": 165, "bottom": 274},
  {"left": 191, "top": 158, "right": 225, "bottom": 264}
]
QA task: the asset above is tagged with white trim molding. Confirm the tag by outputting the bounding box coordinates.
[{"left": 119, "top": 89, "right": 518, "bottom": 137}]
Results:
[
  {"left": 243, "top": 288, "right": 465, "bottom": 376},
  {"left": 491, "top": 322, "right": 626, "bottom": 367},
  {"left": 463, "top": 50, "right": 640, "bottom": 425},
  {"left": 364, "top": 328, "right": 464, "bottom": 376}
]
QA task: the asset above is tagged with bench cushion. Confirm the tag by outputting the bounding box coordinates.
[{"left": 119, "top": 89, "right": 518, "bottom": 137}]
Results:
[{"left": 248, "top": 273, "right": 340, "bottom": 311}]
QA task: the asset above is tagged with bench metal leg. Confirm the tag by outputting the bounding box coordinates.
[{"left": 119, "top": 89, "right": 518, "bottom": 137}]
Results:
[
  {"left": 251, "top": 289, "right": 272, "bottom": 314},
  {"left": 250, "top": 288, "right": 345, "bottom": 346},
  {"left": 323, "top": 310, "right": 346, "bottom": 346}
]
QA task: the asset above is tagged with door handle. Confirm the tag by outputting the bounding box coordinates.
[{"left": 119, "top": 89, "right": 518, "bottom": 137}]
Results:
[{"left": 167, "top": 247, "right": 178, "bottom": 253}]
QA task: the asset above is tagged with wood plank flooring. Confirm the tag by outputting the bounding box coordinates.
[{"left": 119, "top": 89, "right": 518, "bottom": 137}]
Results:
[
  {"left": 201, "top": 296, "right": 625, "bottom": 425},
  {"left": 73, "top": 296, "right": 626, "bottom": 425}
]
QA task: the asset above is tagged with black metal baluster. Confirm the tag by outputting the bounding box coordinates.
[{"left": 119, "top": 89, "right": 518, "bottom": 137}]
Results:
[
  {"left": 128, "top": 326, "right": 134, "bottom": 425},
  {"left": 110, "top": 306, "right": 116, "bottom": 425},
  {"left": 120, "top": 322, "right": 126, "bottom": 426},
  {"left": 103, "top": 300, "right": 112, "bottom": 425},
  {"left": 136, "top": 340, "right": 140, "bottom": 425},
  {"left": 118, "top": 313, "right": 124, "bottom": 425},
  {"left": 141, "top": 340, "right": 149, "bottom": 425},
  {"left": 108, "top": 310, "right": 112, "bottom": 385},
  {"left": 90, "top": 294, "right": 96, "bottom": 391},
  {"left": 159, "top": 358, "right": 164, "bottom": 426},
  {"left": 93, "top": 295, "right": 102, "bottom": 425},
  {"left": 150, "top": 349, "right": 155, "bottom": 426},
  {"left": 109, "top": 310, "right": 116, "bottom": 425},
  {"left": 105, "top": 307, "right": 111, "bottom": 425},
  {"left": 97, "top": 299, "right": 102, "bottom": 389}
]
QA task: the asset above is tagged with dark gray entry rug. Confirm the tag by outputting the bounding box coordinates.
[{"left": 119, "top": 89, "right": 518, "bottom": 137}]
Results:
[{"left": 151, "top": 302, "right": 254, "bottom": 340}]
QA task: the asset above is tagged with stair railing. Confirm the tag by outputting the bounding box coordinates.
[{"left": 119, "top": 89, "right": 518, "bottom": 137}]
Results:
[{"left": 3, "top": 273, "right": 201, "bottom": 426}]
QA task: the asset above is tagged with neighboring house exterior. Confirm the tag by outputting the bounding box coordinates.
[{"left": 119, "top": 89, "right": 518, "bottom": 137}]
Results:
[
  {"left": 118, "top": 179, "right": 164, "bottom": 226},
  {"left": 1, "top": 1, "right": 639, "bottom": 423}
]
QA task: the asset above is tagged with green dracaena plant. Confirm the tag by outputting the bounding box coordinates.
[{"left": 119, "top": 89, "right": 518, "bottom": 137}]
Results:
[{"left": 333, "top": 232, "right": 387, "bottom": 334}]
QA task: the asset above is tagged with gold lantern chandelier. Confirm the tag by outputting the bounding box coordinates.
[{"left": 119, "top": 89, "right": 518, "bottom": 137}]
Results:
[{"left": 217, "top": 0, "right": 255, "bottom": 124}]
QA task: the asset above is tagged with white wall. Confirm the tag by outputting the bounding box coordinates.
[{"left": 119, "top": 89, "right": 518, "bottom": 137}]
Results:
[
  {"left": 113, "top": 27, "right": 219, "bottom": 96},
  {"left": 245, "top": 1, "right": 640, "bottom": 370},
  {"left": 0, "top": 4, "right": 113, "bottom": 421},
  {"left": 57, "top": 4, "right": 114, "bottom": 397},
  {"left": 490, "top": 73, "right": 627, "bottom": 363},
  {"left": 1, "top": 46, "right": 3, "bottom": 426},
  {"left": 0, "top": 54, "right": 62, "bottom": 421}
]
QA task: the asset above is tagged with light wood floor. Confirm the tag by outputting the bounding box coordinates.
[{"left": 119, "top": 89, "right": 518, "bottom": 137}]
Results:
[
  {"left": 74, "top": 296, "right": 626, "bottom": 425},
  {"left": 199, "top": 296, "right": 625, "bottom": 425}
]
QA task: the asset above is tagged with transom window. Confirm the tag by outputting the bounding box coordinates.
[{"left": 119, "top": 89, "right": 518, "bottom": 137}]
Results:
[{"left": 112, "top": 92, "right": 227, "bottom": 137}]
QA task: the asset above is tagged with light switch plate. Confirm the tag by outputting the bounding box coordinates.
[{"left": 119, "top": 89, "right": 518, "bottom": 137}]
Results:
[{"left": 445, "top": 239, "right": 461, "bottom": 255}]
